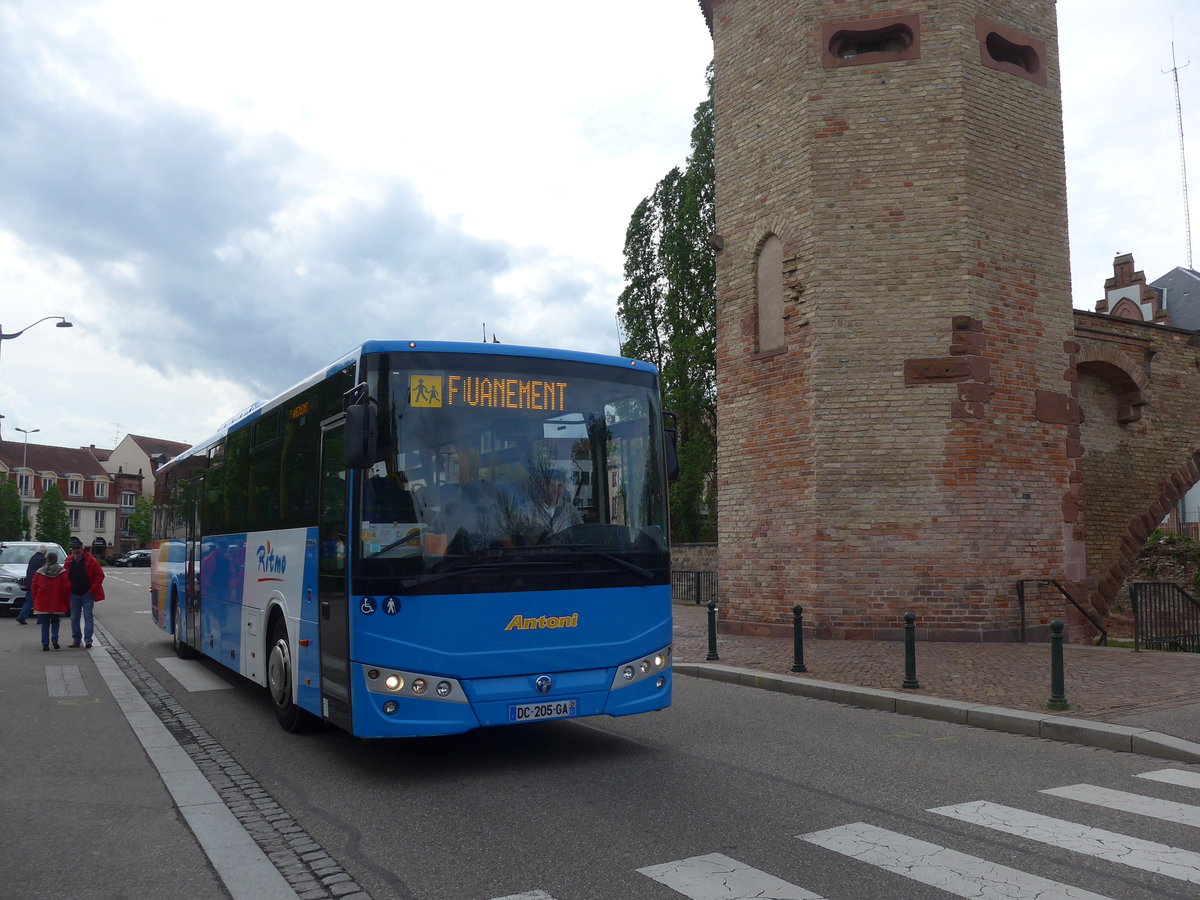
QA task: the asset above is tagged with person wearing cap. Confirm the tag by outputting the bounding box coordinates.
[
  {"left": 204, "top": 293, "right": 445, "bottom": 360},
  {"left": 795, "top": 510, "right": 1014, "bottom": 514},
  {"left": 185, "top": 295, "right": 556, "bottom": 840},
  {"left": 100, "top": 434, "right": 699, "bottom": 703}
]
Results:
[
  {"left": 31, "top": 551, "right": 70, "bottom": 650},
  {"left": 65, "top": 543, "right": 105, "bottom": 649},
  {"left": 14, "top": 544, "right": 46, "bottom": 624}
]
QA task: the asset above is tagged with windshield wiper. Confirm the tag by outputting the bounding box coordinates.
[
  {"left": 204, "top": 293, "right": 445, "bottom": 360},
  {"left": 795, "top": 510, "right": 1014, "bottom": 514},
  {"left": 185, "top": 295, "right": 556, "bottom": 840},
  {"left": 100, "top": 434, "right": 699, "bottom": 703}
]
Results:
[
  {"left": 547, "top": 545, "right": 655, "bottom": 579},
  {"left": 400, "top": 557, "right": 560, "bottom": 588}
]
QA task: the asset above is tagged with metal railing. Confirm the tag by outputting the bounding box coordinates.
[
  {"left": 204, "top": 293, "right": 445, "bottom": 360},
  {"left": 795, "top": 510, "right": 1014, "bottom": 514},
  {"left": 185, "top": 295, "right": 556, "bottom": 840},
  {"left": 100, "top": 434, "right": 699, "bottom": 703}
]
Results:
[
  {"left": 1130, "top": 582, "right": 1200, "bottom": 652},
  {"left": 1016, "top": 579, "right": 1108, "bottom": 645},
  {"left": 671, "top": 570, "right": 716, "bottom": 605}
]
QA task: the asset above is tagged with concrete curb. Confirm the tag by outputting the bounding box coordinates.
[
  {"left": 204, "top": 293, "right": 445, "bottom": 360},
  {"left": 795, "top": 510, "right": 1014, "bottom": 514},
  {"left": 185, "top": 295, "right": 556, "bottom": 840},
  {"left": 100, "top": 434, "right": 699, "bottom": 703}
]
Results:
[{"left": 674, "top": 661, "right": 1200, "bottom": 764}]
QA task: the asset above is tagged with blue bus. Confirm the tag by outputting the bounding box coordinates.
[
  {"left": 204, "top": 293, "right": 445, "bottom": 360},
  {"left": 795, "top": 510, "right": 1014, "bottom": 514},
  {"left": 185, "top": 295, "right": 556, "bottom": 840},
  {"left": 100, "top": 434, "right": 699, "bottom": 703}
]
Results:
[{"left": 151, "top": 341, "right": 675, "bottom": 737}]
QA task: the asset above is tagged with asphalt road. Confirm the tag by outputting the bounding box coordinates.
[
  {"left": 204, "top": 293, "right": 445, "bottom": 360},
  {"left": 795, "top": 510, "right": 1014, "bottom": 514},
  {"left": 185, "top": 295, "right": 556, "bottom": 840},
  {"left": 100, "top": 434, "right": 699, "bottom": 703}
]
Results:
[{"left": 99, "top": 570, "right": 1200, "bottom": 900}]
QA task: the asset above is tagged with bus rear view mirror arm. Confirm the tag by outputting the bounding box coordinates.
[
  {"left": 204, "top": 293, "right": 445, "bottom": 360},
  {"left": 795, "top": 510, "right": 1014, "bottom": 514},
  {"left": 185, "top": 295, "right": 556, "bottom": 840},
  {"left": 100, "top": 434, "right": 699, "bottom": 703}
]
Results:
[{"left": 345, "top": 402, "right": 378, "bottom": 469}]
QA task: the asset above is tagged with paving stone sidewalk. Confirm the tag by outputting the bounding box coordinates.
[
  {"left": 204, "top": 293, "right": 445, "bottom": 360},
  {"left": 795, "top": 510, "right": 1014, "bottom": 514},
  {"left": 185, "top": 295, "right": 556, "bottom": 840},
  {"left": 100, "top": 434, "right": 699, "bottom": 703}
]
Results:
[{"left": 670, "top": 602, "right": 1200, "bottom": 721}]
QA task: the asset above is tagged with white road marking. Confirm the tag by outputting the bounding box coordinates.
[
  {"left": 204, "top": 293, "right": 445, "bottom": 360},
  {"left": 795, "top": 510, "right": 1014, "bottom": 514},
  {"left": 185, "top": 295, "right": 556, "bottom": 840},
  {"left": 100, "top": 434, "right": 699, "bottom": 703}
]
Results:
[
  {"left": 1138, "top": 768, "right": 1200, "bottom": 791},
  {"left": 156, "top": 657, "right": 233, "bottom": 692},
  {"left": 801, "top": 821, "right": 1112, "bottom": 899},
  {"left": 1042, "top": 783, "right": 1200, "bottom": 828},
  {"left": 930, "top": 800, "right": 1200, "bottom": 884},
  {"left": 489, "top": 893, "right": 558, "bottom": 900},
  {"left": 637, "top": 852, "right": 826, "bottom": 900}
]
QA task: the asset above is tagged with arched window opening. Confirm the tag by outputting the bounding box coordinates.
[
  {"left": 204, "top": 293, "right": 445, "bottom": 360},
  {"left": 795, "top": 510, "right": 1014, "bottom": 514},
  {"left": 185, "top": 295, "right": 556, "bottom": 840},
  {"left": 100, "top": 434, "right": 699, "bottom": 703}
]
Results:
[{"left": 756, "top": 234, "right": 785, "bottom": 354}]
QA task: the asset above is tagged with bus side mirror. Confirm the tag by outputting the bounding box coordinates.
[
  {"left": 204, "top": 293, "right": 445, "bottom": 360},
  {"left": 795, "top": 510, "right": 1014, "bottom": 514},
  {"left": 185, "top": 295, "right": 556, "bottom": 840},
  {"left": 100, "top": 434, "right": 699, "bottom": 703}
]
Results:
[
  {"left": 663, "top": 412, "right": 680, "bottom": 483},
  {"left": 345, "top": 404, "right": 378, "bottom": 469}
]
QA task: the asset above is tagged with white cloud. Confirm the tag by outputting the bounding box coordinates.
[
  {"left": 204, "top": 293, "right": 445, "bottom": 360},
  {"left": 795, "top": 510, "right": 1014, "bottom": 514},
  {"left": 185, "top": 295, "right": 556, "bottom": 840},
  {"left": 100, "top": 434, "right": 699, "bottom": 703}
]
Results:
[{"left": 2, "top": 0, "right": 1198, "bottom": 455}]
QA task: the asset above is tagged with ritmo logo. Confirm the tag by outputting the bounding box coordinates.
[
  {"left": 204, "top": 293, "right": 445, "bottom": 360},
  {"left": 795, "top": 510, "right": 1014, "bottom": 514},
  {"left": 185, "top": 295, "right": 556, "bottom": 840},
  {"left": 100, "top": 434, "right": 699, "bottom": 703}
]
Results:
[{"left": 257, "top": 541, "right": 287, "bottom": 575}]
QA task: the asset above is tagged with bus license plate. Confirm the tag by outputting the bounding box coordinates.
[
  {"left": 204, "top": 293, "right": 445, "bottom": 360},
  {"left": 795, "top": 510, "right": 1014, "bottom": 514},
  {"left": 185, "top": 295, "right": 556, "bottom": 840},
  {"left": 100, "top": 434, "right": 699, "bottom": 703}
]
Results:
[{"left": 508, "top": 699, "right": 578, "bottom": 723}]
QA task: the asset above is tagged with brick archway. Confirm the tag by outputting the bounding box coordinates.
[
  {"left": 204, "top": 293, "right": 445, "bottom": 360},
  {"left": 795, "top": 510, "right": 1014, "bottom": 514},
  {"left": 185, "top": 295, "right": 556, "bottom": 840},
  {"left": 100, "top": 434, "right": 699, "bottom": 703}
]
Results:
[
  {"left": 1096, "top": 452, "right": 1200, "bottom": 613},
  {"left": 1072, "top": 342, "right": 1147, "bottom": 423},
  {"left": 1075, "top": 312, "right": 1200, "bottom": 622}
]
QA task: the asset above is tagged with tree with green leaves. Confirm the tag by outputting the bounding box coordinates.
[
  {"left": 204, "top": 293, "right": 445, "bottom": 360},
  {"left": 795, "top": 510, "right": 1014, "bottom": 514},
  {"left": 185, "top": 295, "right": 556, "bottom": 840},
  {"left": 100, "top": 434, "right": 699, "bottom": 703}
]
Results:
[
  {"left": 617, "top": 66, "right": 716, "bottom": 543},
  {"left": 0, "top": 478, "right": 24, "bottom": 540},
  {"left": 35, "top": 484, "right": 71, "bottom": 548},
  {"left": 130, "top": 495, "right": 154, "bottom": 547}
]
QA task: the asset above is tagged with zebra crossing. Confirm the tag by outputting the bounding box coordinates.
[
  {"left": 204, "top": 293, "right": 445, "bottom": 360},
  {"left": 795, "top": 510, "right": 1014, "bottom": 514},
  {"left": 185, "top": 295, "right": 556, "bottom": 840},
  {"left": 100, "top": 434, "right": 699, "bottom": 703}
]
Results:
[{"left": 489, "top": 767, "right": 1200, "bottom": 899}]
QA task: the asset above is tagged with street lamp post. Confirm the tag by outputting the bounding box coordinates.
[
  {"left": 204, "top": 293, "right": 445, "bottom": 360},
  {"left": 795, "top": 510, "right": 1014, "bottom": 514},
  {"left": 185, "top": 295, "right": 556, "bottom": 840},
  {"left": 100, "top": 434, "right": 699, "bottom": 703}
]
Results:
[
  {"left": 0, "top": 316, "right": 74, "bottom": 389},
  {"left": 15, "top": 426, "right": 39, "bottom": 469},
  {"left": 15, "top": 426, "right": 39, "bottom": 499}
]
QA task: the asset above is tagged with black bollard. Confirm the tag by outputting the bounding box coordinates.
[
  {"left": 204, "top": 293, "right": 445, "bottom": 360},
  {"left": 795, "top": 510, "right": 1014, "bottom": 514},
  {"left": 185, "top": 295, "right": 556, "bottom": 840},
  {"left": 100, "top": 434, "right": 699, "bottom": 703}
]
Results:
[
  {"left": 902, "top": 611, "right": 920, "bottom": 689},
  {"left": 1048, "top": 619, "right": 1069, "bottom": 710},
  {"left": 706, "top": 598, "right": 720, "bottom": 661},
  {"left": 791, "top": 604, "right": 807, "bottom": 673}
]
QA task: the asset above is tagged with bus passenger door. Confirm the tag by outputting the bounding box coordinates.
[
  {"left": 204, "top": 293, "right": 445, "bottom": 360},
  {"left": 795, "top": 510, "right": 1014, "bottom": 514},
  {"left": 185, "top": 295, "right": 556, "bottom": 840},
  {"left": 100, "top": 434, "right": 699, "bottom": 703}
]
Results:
[
  {"left": 318, "top": 420, "right": 352, "bottom": 729},
  {"left": 186, "top": 485, "right": 201, "bottom": 642}
]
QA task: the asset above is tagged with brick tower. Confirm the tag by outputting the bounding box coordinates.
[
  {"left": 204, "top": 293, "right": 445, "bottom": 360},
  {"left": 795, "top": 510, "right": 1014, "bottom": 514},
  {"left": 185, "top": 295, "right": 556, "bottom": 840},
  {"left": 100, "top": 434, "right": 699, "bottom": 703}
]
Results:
[{"left": 703, "top": 0, "right": 1082, "bottom": 639}]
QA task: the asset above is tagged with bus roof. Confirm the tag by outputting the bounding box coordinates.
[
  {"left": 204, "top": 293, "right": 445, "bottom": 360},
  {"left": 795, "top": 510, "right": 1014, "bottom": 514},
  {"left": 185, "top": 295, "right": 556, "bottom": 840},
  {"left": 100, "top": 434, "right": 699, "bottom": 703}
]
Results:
[{"left": 160, "top": 341, "right": 658, "bottom": 471}]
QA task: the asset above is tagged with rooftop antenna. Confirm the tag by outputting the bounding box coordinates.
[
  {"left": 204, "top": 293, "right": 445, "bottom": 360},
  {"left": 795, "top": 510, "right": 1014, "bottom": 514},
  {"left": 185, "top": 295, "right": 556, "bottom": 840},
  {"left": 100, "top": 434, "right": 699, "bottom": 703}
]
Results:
[{"left": 1166, "top": 38, "right": 1193, "bottom": 269}]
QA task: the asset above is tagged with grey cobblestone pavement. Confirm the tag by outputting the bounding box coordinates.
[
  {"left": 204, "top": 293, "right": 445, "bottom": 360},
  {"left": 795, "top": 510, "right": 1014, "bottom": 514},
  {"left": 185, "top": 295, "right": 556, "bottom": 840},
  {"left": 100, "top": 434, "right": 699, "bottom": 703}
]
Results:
[
  {"left": 96, "top": 621, "right": 373, "bottom": 900},
  {"left": 670, "top": 601, "right": 1200, "bottom": 734}
]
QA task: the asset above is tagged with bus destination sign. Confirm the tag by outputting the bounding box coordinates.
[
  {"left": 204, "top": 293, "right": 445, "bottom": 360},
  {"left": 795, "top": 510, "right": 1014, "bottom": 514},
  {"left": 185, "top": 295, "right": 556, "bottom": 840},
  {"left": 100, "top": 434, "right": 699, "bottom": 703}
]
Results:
[{"left": 409, "top": 374, "right": 568, "bottom": 412}]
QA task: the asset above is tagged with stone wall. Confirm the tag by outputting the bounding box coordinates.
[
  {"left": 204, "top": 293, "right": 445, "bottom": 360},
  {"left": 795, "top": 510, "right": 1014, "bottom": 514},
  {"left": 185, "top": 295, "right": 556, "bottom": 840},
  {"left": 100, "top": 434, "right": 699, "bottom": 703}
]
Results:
[{"left": 672, "top": 542, "right": 718, "bottom": 571}]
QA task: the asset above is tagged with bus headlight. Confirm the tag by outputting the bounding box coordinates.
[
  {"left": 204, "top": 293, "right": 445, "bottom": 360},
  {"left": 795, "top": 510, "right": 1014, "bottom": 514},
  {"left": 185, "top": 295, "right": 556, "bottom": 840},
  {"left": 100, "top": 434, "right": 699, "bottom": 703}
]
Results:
[
  {"left": 361, "top": 665, "right": 466, "bottom": 704},
  {"left": 611, "top": 644, "right": 672, "bottom": 690}
]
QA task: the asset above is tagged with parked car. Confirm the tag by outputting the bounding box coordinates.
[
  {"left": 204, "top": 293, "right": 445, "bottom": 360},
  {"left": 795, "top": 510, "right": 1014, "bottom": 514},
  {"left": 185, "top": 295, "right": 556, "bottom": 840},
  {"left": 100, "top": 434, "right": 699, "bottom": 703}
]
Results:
[
  {"left": 111, "top": 549, "right": 152, "bottom": 567},
  {"left": 0, "top": 542, "right": 69, "bottom": 615}
]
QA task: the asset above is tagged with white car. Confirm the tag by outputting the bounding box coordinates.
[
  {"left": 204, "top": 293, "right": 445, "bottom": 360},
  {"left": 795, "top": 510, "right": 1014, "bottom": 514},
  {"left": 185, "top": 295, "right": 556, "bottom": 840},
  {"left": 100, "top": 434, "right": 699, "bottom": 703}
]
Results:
[{"left": 0, "top": 542, "right": 69, "bottom": 615}]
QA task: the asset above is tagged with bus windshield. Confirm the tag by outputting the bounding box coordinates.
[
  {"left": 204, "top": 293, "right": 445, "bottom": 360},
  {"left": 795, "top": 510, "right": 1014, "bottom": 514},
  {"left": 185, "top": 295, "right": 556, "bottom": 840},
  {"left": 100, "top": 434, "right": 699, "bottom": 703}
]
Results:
[{"left": 354, "top": 351, "right": 670, "bottom": 596}]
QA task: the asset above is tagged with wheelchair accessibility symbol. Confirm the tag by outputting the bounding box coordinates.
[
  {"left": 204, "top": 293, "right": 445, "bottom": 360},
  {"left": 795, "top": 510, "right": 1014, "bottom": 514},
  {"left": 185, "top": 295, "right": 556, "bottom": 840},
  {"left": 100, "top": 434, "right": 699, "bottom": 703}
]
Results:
[{"left": 360, "top": 597, "right": 376, "bottom": 615}]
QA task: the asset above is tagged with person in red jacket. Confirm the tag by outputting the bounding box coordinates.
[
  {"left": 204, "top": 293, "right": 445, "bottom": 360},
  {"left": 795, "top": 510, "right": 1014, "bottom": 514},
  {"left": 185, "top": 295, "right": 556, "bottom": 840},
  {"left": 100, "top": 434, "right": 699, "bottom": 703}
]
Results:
[
  {"left": 31, "top": 551, "right": 71, "bottom": 650},
  {"left": 66, "top": 543, "right": 105, "bottom": 649}
]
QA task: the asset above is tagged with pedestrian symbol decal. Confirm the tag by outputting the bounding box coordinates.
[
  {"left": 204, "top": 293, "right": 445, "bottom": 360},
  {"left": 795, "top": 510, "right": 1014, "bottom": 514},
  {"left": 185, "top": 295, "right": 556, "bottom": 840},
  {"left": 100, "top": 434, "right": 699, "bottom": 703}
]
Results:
[{"left": 410, "top": 374, "right": 443, "bottom": 408}]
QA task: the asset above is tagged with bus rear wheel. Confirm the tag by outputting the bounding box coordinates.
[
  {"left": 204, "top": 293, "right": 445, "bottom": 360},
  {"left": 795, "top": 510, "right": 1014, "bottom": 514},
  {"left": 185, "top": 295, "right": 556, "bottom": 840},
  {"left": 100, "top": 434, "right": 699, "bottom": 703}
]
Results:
[
  {"left": 172, "top": 593, "right": 198, "bottom": 660},
  {"left": 267, "top": 619, "right": 317, "bottom": 732}
]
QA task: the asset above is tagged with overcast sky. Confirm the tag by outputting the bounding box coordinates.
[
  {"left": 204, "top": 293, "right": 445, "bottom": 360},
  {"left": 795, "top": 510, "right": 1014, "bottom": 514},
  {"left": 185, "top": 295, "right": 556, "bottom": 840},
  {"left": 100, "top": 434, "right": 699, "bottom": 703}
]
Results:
[{"left": 1, "top": 0, "right": 1197, "bottom": 454}]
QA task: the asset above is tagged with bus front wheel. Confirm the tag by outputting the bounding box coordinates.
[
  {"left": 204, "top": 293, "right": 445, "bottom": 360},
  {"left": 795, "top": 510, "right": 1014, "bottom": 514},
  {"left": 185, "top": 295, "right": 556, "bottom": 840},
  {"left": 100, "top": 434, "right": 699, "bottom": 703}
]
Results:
[{"left": 267, "top": 619, "right": 317, "bottom": 732}]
